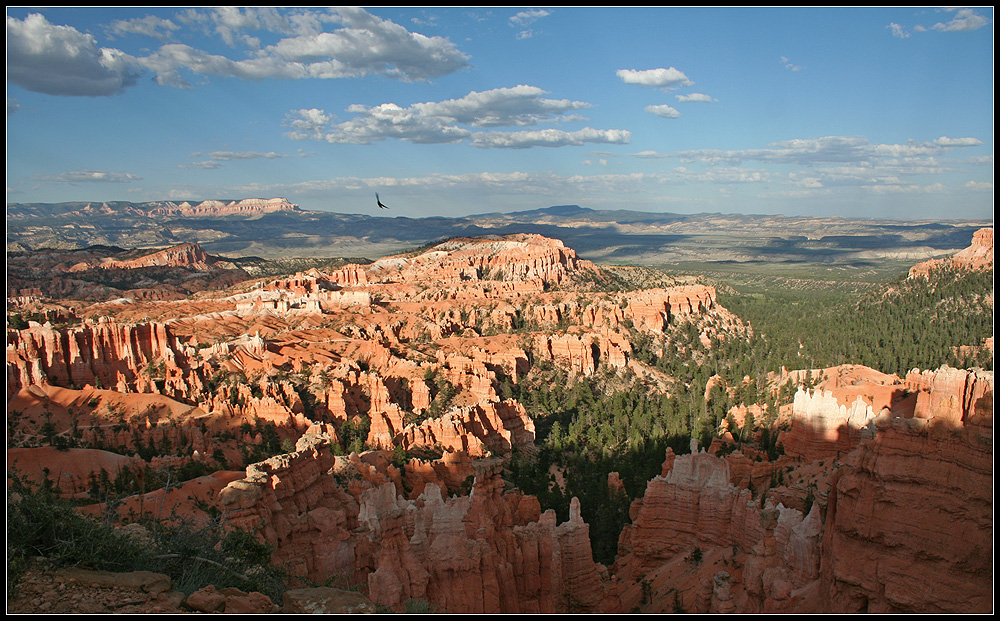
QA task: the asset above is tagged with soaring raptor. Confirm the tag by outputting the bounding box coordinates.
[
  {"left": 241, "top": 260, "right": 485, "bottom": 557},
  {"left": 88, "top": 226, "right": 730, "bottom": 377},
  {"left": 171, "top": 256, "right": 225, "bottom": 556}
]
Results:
[{"left": 376, "top": 192, "right": 389, "bottom": 209}]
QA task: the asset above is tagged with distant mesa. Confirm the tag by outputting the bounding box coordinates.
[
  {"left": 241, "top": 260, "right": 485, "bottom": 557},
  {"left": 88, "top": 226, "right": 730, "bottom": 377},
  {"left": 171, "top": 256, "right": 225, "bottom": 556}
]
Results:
[{"left": 147, "top": 198, "right": 301, "bottom": 217}]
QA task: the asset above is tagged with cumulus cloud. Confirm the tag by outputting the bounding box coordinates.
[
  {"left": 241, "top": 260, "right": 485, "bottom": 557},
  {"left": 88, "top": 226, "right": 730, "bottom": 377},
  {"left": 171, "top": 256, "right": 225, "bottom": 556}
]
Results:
[
  {"left": 413, "top": 85, "right": 590, "bottom": 128},
  {"left": 931, "top": 8, "right": 989, "bottom": 32},
  {"left": 675, "top": 93, "right": 715, "bottom": 103},
  {"left": 108, "top": 15, "right": 181, "bottom": 41},
  {"left": 8, "top": 8, "right": 470, "bottom": 97},
  {"left": 284, "top": 108, "right": 335, "bottom": 141},
  {"left": 886, "top": 22, "right": 910, "bottom": 39},
  {"left": 257, "top": 7, "right": 470, "bottom": 81},
  {"left": 646, "top": 104, "right": 681, "bottom": 118},
  {"left": 310, "top": 102, "right": 474, "bottom": 145},
  {"left": 510, "top": 9, "right": 551, "bottom": 27},
  {"left": 932, "top": 136, "right": 983, "bottom": 147},
  {"left": 284, "top": 86, "right": 622, "bottom": 148},
  {"left": 509, "top": 9, "right": 550, "bottom": 39},
  {"left": 6, "top": 13, "right": 142, "bottom": 96},
  {"left": 617, "top": 67, "right": 693, "bottom": 90}
]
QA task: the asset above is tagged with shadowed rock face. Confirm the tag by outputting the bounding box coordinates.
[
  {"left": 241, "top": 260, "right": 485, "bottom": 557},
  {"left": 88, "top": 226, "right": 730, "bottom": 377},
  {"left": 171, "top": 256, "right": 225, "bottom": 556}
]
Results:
[
  {"left": 216, "top": 442, "right": 620, "bottom": 613},
  {"left": 611, "top": 365, "right": 993, "bottom": 615}
]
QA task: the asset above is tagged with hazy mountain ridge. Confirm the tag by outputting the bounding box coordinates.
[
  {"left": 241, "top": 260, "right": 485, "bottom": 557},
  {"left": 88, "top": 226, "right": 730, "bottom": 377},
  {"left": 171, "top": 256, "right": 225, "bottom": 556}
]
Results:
[{"left": 7, "top": 200, "right": 991, "bottom": 265}]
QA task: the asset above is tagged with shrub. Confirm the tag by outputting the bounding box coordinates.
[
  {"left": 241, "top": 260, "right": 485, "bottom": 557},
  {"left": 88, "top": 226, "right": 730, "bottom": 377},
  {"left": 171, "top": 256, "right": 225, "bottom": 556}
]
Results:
[{"left": 7, "top": 470, "right": 287, "bottom": 603}]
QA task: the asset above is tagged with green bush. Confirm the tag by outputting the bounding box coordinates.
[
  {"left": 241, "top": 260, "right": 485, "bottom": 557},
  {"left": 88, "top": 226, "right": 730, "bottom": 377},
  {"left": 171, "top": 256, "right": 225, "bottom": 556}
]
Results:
[{"left": 7, "top": 470, "right": 287, "bottom": 603}]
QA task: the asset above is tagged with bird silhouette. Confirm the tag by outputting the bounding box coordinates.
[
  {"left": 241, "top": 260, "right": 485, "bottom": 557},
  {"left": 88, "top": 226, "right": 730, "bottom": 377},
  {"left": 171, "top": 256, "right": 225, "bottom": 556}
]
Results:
[{"left": 376, "top": 192, "right": 389, "bottom": 209}]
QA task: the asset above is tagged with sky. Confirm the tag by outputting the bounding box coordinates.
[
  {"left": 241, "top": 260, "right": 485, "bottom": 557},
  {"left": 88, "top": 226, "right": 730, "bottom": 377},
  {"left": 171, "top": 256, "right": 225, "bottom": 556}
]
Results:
[{"left": 5, "top": 7, "right": 995, "bottom": 220}]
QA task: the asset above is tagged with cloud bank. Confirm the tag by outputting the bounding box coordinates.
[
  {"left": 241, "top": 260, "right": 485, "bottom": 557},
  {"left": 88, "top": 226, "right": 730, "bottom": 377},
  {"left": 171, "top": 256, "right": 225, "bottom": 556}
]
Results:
[{"left": 6, "top": 8, "right": 471, "bottom": 96}]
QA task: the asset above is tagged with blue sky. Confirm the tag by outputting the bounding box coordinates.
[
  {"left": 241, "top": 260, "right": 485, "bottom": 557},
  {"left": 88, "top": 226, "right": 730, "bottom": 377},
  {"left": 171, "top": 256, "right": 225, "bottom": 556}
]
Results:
[{"left": 6, "top": 7, "right": 994, "bottom": 220}]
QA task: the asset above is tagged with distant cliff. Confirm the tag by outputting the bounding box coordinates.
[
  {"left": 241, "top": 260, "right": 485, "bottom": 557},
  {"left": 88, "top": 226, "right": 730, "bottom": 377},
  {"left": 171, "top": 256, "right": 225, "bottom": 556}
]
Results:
[
  {"left": 147, "top": 198, "right": 301, "bottom": 217},
  {"left": 6, "top": 200, "right": 991, "bottom": 265}
]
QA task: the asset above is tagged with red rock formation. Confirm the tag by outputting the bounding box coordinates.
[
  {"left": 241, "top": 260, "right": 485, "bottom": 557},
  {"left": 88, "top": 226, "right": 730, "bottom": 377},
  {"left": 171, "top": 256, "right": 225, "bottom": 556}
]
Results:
[
  {"left": 612, "top": 365, "right": 993, "bottom": 614},
  {"left": 822, "top": 406, "right": 993, "bottom": 613},
  {"left": 625, "top": 286, "right": 717, "bottom": 332},
  {"left": 217, "top": 438, "right": 619, "bottom": 613},
  {"left": 6, "top": 319, "right": 189, "bottom": 399},
  {"left": 5, "top": 232, "right": 747, "bottom": 614},
  {"left": 88, "top": 243, "right": 220, "bottom": 271},
  {"left": 396, "top": 399, "right": 535, "bottom": 457},
  {"left": 533, "top": 329, "right": 631, "bottom": 376},
  {"left": 908, "top": 227, "right": 994, "bottom": 278},
  {"left": 368, "top": 234, "right": 600, "bottom": 289}
]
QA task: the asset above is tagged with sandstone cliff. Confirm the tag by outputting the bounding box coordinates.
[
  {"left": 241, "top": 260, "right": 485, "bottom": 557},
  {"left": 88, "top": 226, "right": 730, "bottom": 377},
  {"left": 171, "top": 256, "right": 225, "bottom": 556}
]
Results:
[
  {"left": 612, "top": 364, "right": 993, "bottom": 614},
  {"left": 908, "top": 227, "right": 993, "bottom": 279}
]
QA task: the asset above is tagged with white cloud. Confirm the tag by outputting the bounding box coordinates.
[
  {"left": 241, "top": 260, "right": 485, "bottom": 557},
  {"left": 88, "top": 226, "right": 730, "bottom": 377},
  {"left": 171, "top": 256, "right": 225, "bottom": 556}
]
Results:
[
  {"left": 598, "top": 135, "right": 987, "bottom": 198},
  {"left": 314, "top": 102, "right": 474, "bottom": 145},
  {"left": 932, "top": 136, "right": 984, "bottom": 147},
  {"left": 617, "top": 67, "right": 693, "bottom": 90},
  {"left": 646, "top": 104, "right": 681, "bottom": 118},
  {"left": 510, "top": 10, "right": 551, "bottom": 27},
  {"left": 887, "top": 22, "right": 910, "bottom": 39},
  {"left": 672, "top": 166, "right": 771, "bottom": 184},
  {"left": 138, "top": 9, "right": 470, "bottom": 86},
  {"left": 108, "top": 15, "right": 181, "bottom": 41},
  {"left": 34, "top": 170, "right": 142, "bottom": 184},
  {"left": 207, "top": 151, "right": 288, "bottom": 161},
  {"left": 675, "top": 93, "right": 715, "bottom": 103},
  {"left": 6, "top": 13, "right": 142, "bottom": 96},
  {"left": 869, "top": 182, "right": 947, "bottom": 195},
  {"left": 9, "top": 8, "right": 471, "bottom": 96},
  {"left": 471, "top": 127, "right": 631, "bottom": 149},
  {"left": 182, "top": 161, "right": 224, "bottom": 170},
  {"left": 779, "top": 56, "right": 802, "bottom": 71},
  {"left": 667, "top": 135, "right": 985, "bottom": 167},
  {"left": 965, "top": 155, "right": 994, "bottom": 165},
  {"left": 284, "top": 108, "right": 334, "bottom": 140},
  {"left": 965, "top": 180, "right": 994, "bottom": 191},
  {"left": 261, "top": 8, "right": 470, "bottom": 81},
  {"left": 413, "top": 85, "right": 591, "bottom": 128},
  {"left": 931, "top": 8, "right": 989, "bottom": 32},
  {"left": 284, "top": 86, "right": 621, "bottom": 148}
]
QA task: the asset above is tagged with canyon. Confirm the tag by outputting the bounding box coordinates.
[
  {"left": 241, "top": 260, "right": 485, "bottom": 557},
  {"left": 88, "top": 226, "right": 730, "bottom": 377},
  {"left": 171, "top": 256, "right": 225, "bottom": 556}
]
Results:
[{"left": 6, "top": 226, "right": 993, "bottom": 613}]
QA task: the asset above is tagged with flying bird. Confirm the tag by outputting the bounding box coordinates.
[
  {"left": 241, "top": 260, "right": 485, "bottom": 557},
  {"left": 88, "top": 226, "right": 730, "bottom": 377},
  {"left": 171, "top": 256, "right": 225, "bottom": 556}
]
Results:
[{"left": 376, "top": 192, "right": 389, "bottom": 210}]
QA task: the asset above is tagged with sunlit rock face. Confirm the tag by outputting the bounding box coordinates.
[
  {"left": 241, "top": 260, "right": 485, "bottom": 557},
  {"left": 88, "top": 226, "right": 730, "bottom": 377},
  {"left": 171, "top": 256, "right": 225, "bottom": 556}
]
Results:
[{"left": 908, "top": 227, "right": 993, "bottom": 279}]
